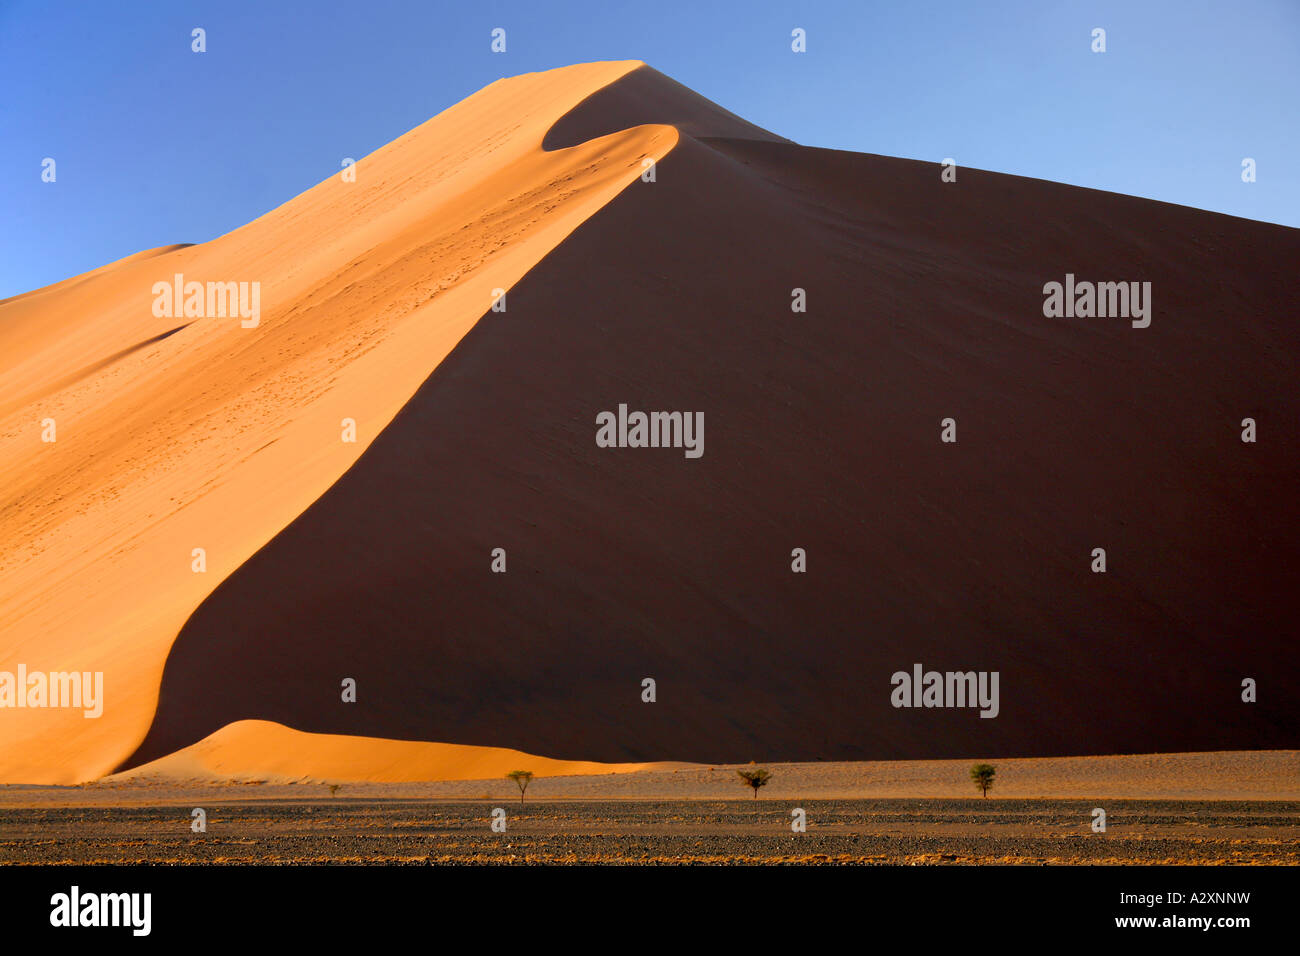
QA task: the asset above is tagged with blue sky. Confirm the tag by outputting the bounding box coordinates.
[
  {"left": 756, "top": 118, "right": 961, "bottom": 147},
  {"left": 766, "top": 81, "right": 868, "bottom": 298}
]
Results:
[{"left": 2, "top": 0, "right": 1296, "bottom": 298}]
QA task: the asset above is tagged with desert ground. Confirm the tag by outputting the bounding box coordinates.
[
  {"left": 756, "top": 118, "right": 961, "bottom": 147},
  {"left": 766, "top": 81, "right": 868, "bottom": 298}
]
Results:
[{"left": 3, "top": 752, "right": 1296, "bottom": 865}]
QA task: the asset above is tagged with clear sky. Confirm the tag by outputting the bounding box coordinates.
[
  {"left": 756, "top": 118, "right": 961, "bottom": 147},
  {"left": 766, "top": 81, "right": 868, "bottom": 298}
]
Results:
[{"left": 2, "top": 0, "right": 1296, "bottom": 298}]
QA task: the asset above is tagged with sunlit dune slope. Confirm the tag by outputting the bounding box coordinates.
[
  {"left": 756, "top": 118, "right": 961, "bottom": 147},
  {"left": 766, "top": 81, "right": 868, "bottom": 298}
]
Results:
[
  {"left": 110, "top": 720, "right": 665, "bottom": 784},
  {"left": 0, "top": 60, "right": 681, "bottom": 783}
]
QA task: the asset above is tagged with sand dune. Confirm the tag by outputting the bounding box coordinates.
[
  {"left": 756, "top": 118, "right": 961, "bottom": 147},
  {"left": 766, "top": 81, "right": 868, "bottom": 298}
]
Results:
[
  {"left": 3, "top": 62, "right": 1297, "bottom": 785},
  {"left": 108, "top": 720, "right": 664, "bottom": 784}
]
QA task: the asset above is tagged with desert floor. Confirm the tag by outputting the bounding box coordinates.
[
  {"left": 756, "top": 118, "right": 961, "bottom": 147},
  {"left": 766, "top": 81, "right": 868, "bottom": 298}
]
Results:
[{"left": 2, "top": 753, "right": 1296, "bottom": 865}]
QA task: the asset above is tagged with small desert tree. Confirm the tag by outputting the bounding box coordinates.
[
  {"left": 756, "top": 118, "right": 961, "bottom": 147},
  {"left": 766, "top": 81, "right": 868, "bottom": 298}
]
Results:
[
  {"left": 970, "top": 763, "right": 995, "bottom": 798},
  {"left": 507, "top": 770, "right": 534, "bottom": 804},
  {"left": 737, "top": 768, "right": 772, "bottom": 799},
  {"left": 327, "top": 784, "right": 340, "bottom": 798}
]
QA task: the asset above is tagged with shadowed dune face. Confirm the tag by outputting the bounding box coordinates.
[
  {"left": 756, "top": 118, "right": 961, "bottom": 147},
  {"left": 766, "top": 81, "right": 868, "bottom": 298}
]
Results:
[{"left": 124, "top": 72, "right": 1300, "bottom": 772}]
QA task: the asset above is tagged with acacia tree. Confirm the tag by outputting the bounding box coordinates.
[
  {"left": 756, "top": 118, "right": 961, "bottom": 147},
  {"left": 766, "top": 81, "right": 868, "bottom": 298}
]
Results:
[
  {"left": 737, "top": 768, "right": 772, "bottom": 799},
  {"left": 970, "top": 763, "right": 995, "bottom": 798},
  {"left": 507, "top": 770, "right": 534, "bottom": 804}
]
